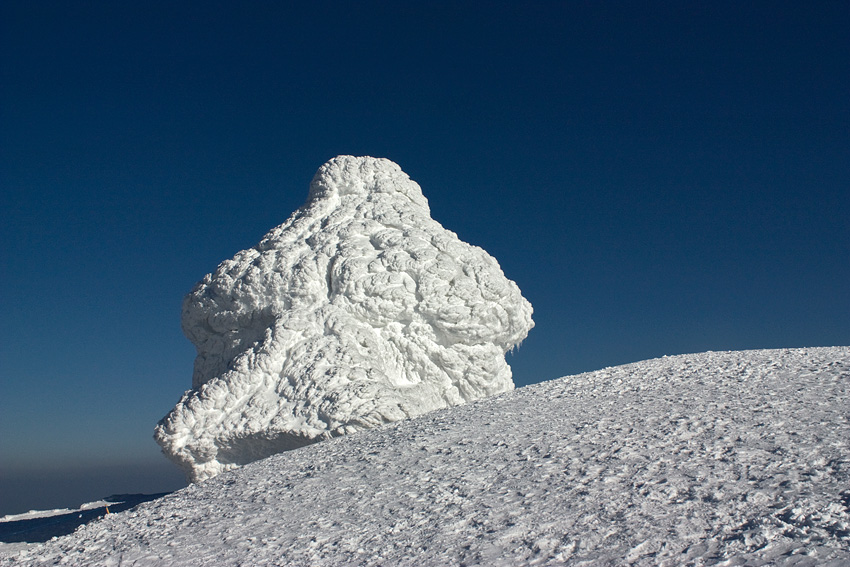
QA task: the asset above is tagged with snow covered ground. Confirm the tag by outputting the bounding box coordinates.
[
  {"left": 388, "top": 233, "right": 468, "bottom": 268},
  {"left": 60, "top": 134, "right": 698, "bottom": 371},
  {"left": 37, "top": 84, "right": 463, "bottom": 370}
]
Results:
[
  {"left": 0, "top": 494, "right": 167, "bottom": 552},
  {"left": 3, "top": 347, "right": 848, "bottom": 566}
]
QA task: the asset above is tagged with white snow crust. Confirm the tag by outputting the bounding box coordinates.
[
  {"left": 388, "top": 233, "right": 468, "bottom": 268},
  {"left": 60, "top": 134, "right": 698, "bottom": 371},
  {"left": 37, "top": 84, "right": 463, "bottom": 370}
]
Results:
[
  {"left": 8, "top": 347, "right": 849, "bottom": 566},
  {"left": 0, "top": 501, "right": 113, "bottom": 523},
  {"left": 155, "top": 156, "right": 534, "bottom": 482}
]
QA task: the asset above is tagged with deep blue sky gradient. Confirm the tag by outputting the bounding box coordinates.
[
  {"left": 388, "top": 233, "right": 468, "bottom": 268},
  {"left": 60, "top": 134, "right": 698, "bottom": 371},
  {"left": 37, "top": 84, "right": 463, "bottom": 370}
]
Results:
[{"left": 2, "top": 1, "right": 848, "bottom": 514}]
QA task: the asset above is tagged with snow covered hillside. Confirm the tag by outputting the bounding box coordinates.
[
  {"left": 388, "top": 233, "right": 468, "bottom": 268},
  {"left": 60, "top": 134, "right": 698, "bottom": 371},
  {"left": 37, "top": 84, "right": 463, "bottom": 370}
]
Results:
[{"left": 4, "top": 347, "right": 849, "bottom": 566}]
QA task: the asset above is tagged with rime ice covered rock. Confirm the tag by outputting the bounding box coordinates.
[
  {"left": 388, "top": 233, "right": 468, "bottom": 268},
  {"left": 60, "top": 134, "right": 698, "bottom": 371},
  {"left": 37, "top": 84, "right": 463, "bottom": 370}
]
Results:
[{"left": 155, "top": 156, "right": 534, "bottom": 481}]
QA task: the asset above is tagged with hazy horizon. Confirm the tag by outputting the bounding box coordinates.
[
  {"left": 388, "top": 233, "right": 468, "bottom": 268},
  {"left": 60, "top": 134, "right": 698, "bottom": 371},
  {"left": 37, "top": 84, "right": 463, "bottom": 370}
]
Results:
[{"left": 1, "top": 461, "right": 185, "bottom": 517}]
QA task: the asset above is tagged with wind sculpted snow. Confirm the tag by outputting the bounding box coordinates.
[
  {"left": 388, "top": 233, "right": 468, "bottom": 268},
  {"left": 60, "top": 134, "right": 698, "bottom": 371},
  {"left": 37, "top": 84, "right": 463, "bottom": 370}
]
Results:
[
  {"left": 4, "top": 348, "right": 848, "bottom": 566},
  {"left": 155, "top": 156, "right": 534, "bottom": 482}
]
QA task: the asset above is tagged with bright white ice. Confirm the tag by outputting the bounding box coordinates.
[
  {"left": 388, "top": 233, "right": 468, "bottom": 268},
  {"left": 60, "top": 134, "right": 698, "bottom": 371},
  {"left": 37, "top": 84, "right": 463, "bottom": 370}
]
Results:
[
  {"left": 155, "top": 156, "right": 534, "bottom": 482},
  {"left": 5, "top": 347, "right": 848, "bottom": 566}
]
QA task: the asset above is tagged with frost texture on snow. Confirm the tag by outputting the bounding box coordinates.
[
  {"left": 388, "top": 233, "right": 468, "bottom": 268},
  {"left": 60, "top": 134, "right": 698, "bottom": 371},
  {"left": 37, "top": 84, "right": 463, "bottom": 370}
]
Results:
[
  {"left": 5, "top": 348, "right": 849, "bottom": 566},
  {"left": 154, "top": 156, "right": 534, "bottom": 482}
]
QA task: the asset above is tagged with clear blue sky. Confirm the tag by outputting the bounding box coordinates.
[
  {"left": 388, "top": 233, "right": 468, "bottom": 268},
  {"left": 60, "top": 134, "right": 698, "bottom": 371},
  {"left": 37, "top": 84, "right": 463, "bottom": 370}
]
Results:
[{"left": 2, "top": 1, "right": 848, "bottom": 515}]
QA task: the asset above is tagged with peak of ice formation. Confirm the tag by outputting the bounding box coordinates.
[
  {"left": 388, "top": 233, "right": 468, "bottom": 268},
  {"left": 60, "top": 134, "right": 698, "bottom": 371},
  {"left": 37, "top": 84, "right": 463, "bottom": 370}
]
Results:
[{"left": 155, "top": 156, "right": 534, "bottom": 482}]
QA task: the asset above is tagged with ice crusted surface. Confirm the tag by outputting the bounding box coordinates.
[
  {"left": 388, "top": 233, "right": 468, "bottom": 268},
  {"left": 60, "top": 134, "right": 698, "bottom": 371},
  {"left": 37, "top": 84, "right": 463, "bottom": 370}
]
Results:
[
  {"left": 5, "top": 348, "right": 849, "bottom": 566},
  {"left": 154, "top": 156, "right": 534, "bottom": 482}
]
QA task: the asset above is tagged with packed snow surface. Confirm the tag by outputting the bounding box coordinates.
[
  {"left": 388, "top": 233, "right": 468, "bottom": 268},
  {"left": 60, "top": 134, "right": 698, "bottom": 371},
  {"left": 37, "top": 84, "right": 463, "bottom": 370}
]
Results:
[
  {"left": 7, "top": 347, "right": 849, "bottom": 566},
  {"left": 0, "top": 495, "right": 166, "bottom": 549},
  {"left": 155, "top": 156, "right": 534, "bottom": 482}
]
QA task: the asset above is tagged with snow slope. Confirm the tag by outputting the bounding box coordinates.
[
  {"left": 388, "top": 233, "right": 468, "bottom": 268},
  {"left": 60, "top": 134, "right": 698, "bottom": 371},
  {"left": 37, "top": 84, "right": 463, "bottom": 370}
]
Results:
[
  {"left": 5, "top": 347, "right": 849, "bottom": 566},
  {"left": 156, "top": 156, "right": 533, "bottom": 482},
  {"left": 0, "top": 495, "right": 167, "bottom": 547}
]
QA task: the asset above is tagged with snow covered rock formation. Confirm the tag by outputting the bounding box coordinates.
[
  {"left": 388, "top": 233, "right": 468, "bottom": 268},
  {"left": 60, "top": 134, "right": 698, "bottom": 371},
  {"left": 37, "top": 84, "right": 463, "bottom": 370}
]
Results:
[{"left": 155, "top": 156, "right": 534, "bottom": 482}]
